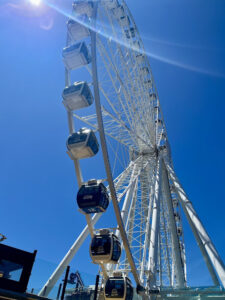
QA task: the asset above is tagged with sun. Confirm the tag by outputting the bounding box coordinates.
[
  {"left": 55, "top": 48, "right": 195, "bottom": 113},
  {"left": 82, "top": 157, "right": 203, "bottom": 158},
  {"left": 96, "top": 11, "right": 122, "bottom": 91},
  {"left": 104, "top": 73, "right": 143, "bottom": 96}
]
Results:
[{"left": 29, "top": 0, "right": 42, "bottom": 6}]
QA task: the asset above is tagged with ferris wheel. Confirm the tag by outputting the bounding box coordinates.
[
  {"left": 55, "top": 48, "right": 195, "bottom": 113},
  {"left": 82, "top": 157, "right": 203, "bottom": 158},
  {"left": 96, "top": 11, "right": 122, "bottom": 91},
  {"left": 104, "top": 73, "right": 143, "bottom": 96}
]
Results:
[{"left": 39, "top": 0, "right": 225, "bottom": 298}]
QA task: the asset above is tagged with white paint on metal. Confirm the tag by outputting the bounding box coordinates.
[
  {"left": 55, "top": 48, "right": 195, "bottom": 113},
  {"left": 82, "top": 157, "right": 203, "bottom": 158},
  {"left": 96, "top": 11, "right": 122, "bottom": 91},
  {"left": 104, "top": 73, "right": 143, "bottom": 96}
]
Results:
[{"left": 166, "top": 162, "right": 223, "bottom": 288}]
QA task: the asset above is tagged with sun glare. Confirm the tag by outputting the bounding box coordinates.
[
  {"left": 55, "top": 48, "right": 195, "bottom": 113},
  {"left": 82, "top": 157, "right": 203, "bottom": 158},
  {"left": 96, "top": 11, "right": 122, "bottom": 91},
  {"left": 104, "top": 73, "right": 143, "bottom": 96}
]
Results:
[{"left": 29, "top": 0, "right": 41, "bottom": 6}]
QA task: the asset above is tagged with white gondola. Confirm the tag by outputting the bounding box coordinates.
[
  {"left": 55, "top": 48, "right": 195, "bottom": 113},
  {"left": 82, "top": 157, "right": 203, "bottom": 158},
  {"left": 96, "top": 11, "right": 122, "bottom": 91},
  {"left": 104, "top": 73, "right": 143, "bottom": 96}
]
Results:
[
  {"left": 67, "top": 17, "right": 90, "bottom": 42},
  {"left": 90, "top": 229, "right": 121, "bottom": 264},
  {"left": 154, "top": 105, "right": 159, "bottom": 114},
  {"left": 124, "top": 28, "right": 135, "bottom": 40},
  {"left": 124, "top": 29, "right": 130, "bottom": 39},
  {"left": 136, "top": 53, "right": 144, "bottom": 64},
  {"left": 72, "top": 1, "right": 93, "bottom": 17},
  {"left": 120, "top": 16, "right": 130, "bottom": 27},
  {"left": 149, "top": 92, "right": 157, "bottom": 101},
  {"left": 140, "top": 66, "right": 149, "bottom": 76},
  {"left": 67, "top": 128, "right": 99, "bottom": 159},
  {"left": 133, "top": 40, "right": 140, "bottom": 51},
  {"left": 144, "top": 79, "right": 153, "bottom": 89},
  {"left": 62, "top": 81, "right": 93, "bottom": 111},
  {"left": 155, "top": 119, "right": 162, "bottom": 126},
  {"left": 103, "top": 0, "right": 119, "bottom": 9},
  {"left": 113, "top": 5, "right": 125, "bottom": 18},
  {"left": 130, "top": 27, "right": 135, "bottom": 38},
  {"left": 62, "top": 42, "right": 91, "bottom": 70},
  {"left": 104, "top": 274, "right": 133, "bottom": 300}
]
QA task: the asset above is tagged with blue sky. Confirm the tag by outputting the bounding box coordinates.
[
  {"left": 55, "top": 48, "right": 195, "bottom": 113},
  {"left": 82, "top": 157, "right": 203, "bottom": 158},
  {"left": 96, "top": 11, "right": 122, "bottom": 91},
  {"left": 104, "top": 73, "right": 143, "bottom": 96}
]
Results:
[{"left": 0, "top": 0, "right": 225, "bottom": 292}]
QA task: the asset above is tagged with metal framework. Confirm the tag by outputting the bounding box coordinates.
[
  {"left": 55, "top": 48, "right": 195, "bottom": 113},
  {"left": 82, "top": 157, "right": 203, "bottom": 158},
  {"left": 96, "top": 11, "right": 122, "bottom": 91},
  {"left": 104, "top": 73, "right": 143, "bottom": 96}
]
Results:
[{"left": 39, "top": 0, "right": 225, "bottom": 298}]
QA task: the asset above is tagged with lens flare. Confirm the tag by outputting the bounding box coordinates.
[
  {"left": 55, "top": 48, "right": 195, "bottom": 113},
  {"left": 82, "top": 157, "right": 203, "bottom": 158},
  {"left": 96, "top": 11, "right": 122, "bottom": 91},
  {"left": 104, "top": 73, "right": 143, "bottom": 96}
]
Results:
[
  {"left": 29, "top": 0, "right": 41, "bottom": 6},
  {"left": 43, "top": 0, "right": 225, "bottom": 79}
]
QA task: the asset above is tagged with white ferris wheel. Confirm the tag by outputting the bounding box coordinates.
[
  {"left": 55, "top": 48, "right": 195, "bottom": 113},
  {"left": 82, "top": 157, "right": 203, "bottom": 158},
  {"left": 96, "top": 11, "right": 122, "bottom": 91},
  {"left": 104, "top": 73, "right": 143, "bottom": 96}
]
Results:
[{"left": 39, "top": 0, "right": 225, "bottom": 299}]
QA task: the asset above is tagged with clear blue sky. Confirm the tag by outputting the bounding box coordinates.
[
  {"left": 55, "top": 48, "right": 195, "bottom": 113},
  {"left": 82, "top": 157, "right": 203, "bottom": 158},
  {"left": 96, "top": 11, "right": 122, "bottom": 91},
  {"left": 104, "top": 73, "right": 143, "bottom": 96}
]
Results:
[{"left": 0, "top": 0, "right": 225, "bottom": 292}]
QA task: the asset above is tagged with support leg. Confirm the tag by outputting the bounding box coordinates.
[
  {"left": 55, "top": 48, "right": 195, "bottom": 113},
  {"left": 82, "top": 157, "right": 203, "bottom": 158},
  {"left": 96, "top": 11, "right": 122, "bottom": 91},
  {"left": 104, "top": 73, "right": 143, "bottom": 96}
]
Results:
[{"left": 165, "top": 162, "right": 223, "bottom": 287}]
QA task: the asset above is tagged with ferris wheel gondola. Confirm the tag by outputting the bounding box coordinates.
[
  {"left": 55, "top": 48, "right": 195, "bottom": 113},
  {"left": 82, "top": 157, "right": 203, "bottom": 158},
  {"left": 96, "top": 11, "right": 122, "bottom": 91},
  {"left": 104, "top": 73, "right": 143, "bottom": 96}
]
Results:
[
  {"left": 67, "top": 128, "right": 99, "bottom": 159},
  {"left": 77, "top": 179, "right": 109, "bottom": 214},
  {"left": 67, "top": 17, "right": 90, "bottom": 41},
  {"left": 62, "top": 81, "right": 93, "bottom": 111},
  {"left": 104, "top": 274, "right": 133, "bottom": 300},
  {"left": 62, "top": 42, "right": 91, "bottom": 70},
  {"left": 90, "top": 230, "right": 121, "bottom": 264},
  {"left": 72, "top": 1, "right": 94, "bottom": 17},
  {"left": 104, "top": 0, "right": 119, "bottom": 10}
]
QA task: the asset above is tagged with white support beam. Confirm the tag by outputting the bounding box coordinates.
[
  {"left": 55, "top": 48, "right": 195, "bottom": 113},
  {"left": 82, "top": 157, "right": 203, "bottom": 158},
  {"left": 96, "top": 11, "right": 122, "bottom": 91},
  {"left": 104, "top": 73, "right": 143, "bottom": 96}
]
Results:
[
  {"left": 161, "top": 198, "right": 172, "bottom": 286},
  {"left": 140, "top": 172, "right": 154, "bottom": 283},
  {"left": 110, "top": 164, "right": 138, "bottom": 274},
  {"left": 165, "top": 162, "right": 223, "bottom": 288},
  {"left": 115, "top": 163, "right": 138, "bottom": 237},
  {"left": 161, "top": 162, "right": 186, "bottom": 288},
  {"left": 158, "top": 233, "right": 162, "bottom": 286},
  {"left": 123, "top": 179, "right": 139, "bottom": 273},
  {"left": 147, "top": 157, "right": 162, "bottom": 287}
]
